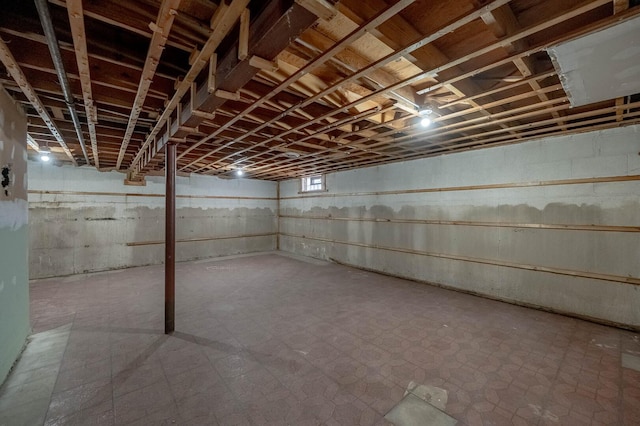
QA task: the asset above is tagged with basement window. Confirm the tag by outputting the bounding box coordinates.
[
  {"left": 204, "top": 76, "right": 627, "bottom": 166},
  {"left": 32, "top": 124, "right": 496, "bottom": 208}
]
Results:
[{"left": 300, "top": 175, "right": 326, "bottom": 193}]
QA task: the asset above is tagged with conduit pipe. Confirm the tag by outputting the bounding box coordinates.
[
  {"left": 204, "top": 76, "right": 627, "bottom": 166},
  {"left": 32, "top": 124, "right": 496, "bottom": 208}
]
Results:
[{"left": 35, "top": 0, "right": 91, "bottom": 165}]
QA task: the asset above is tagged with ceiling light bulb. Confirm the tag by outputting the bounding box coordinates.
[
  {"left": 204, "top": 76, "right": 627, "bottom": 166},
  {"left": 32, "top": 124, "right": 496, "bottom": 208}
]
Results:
[
  {"left": 420, "top": 117, "right": 432, "bottom": 127},
  {"left": 39, "top": 146, "right": 51, "bottom": 162},
  {"left": 236, "top": 169, "right": 244, "bottom": 176}
]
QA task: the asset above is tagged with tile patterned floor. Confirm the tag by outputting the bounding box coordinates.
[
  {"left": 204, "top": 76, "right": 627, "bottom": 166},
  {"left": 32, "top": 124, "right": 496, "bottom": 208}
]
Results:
[{"left": 1, "top": 252, "right": 639, "bottom": 425}]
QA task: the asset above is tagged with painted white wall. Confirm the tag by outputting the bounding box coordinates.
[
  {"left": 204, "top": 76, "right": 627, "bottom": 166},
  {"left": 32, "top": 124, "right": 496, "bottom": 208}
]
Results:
[
  {"left": 28, "top": 165, "right": 278, "bottom": 278},
  {"left": 0, "top": 87, "right": 29, "bottom": 383},
  {"left": 279, "top": 125, "right": 640, "bottom": 328}
]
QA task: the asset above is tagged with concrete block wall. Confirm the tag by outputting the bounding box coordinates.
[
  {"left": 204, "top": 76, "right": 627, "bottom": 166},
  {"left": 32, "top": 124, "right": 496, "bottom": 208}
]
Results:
[
  {"left": 28, "top": 165, "right": 277, "bottom": 278},
  {"left": 0, "top": 86, "right": 29, "bottom": 383},
  {"left": 279, "top": 125, "right": 640, "bottom": 329}
]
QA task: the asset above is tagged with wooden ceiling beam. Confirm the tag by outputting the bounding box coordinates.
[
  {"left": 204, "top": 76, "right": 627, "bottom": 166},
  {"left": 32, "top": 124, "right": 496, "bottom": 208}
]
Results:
[
  {"left": 418, "top": 0, "right": 613, "bottom": 96},
  {"left": 185, "top": 0, "right": 518, "bottom": 174},
  {"left": 1, "top": 68, "right": 164, "bottom": 113},
  {"left": 14, "top": 59, "right": 167, "bottom": 105},
  {"left": 49, "top": 0, "right": 197, "bottom": 52},
  {"left": 198, "top": 104, "right": 399, "bottom": 175},
  {"left": 176, "top": 0, "right": 418, "bottom": 170},
  {"left": 264, "top": 103, "right": 640, "bottom": 180},
  {"left": 296, "top": 27, "right": 419, "bottom": 112},
  {"left": 480, "top": 3, "right": 567, "bottom": 130},
  {"left": 150, "top": 2, "right": 640, "bottom": 177},
  {"left": 410, "top": 101, "right": 640, "bottom": 153},
  {"left": 116, "top": 0, "right": 181, "bottom": 170},
  {"left": 409, "top": 3, "right": 640, "bottom": 149},
  {"left": 404, "top": 111, "right": 640, "bottom": 165},
  {"left": 386, "top": 102, "right": 572, "bottom": 153},
  {"left": 0, "top": 27, "right": 180, "bottom": 88},
  {"left": 244, "top": 92, "right": 571, "bottom": 178},
  {"left": 339, "top": 0, "right": 517, "bottom": 138},
  {"left": 117, "top": 0, "right": 213, "bottom": 40},
  {"left": 2, "top": 0, "right": 633, "bottom": 177},
  {"left": 129, "top": 0, "right": 252, "bottom": 175},
  {"left": 440, "top": 70, "right": 557, "bottom": 109},
  {"left": 67, "top": 0, "right": 100, "bottom": 168}
]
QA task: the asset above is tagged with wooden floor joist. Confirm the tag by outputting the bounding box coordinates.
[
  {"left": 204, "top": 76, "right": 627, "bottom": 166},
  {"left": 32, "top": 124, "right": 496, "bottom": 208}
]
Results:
[
  {"left": 116, "top": 0, "right": 181, "bottom": 170},
  {"left": 0, "top": 0, "right": 636, "bottom": 178},
  {"left": 67, "top": 0, "right": 100, "bottom": 168}
]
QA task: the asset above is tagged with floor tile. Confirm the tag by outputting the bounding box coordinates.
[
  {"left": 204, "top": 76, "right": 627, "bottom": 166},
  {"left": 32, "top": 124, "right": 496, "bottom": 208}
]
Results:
[{"left": 0, "top": 253, "right": 637, "bottom": 425}]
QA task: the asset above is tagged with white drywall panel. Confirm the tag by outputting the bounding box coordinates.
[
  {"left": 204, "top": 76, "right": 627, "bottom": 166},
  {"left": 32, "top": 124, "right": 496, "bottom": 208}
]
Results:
[{"left": 0, "top": 86, "right": 29, "bottom": 384}]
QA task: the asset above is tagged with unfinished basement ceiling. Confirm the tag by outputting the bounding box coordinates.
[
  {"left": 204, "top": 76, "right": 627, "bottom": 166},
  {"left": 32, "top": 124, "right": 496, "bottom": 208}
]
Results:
[{"left": 1, "top": 0, "right": 639, "bottom": 181}]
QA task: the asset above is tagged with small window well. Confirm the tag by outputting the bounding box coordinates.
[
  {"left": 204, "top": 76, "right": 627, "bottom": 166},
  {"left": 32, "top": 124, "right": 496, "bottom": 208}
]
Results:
[{"left": 301, "top": 175, "right": 326, "bottom": 193}]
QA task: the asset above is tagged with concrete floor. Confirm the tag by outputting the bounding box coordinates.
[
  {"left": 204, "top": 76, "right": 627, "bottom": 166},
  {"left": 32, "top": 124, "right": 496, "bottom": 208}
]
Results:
[{"left": 1, "top": 252, "right": 639, "bottom": 425}]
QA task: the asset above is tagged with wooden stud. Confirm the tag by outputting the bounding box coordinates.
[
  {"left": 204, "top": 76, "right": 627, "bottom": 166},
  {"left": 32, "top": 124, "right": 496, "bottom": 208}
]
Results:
[
  {"left": 188, "top": 47, "right": 201, "bottom": 65},
  {"left": 117, "top": 0, "right": 182, "bottom": 170},
  {"left": 130, "top": 0, "right": 250, "bottom": 172},
  {"left": 177, "top": 0, "right": 418, "bottom": 168},
  {"left": 173, "top": 76, "right": 184, "bottom": 91},
  {"left": 208, "top": 53, "right": 217, "bottom": 93},
  {"left": 238, "top": 8, "right": 250, "bottom": 61}
]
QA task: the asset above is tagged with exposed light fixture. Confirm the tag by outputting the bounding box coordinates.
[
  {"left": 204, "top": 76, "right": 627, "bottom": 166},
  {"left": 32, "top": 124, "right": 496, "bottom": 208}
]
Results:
[
  {"left": 284, "top": 151, "right": 300, "bottom": 159},
  {"left": 418, "top": 106, "right": 433, "bottom": 116},
  {"left": 236, "top": 169, "right": 244, "bottom": 177},
  {"left": 39, "top": 145, "right": 51, "bottom": 162},
  {"left": 418, "top": 104, "right": 434, "bottom": 127}
]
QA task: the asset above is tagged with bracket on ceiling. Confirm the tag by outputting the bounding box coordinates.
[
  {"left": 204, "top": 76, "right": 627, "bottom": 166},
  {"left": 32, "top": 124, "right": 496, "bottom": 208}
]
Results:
[
  {"left": 188, "top": 47, "right": 201, "bottom": 66},
  {"left": 238, "top": 8, "right": 250, "bottom": 60},
  {"left": 191, "top": 109, "right": 216, "bottom": 121},
  {"left": 249, "top": 55, "right": 278, "bottom": 72},
  {"left": 215, "top": 89, "right": 241, "bottom": 101},
  {"left": 173, "top": 76, "right": 183, "bottom": 90},
  {"left": 208, "top": 54, "right": 217, "bottom": 94},
  {"left": 124, "top": 171, "right": 146, "bottom": 186},
  {"left": 190, "top": 83, "right": 216, "bottom": 121}
]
